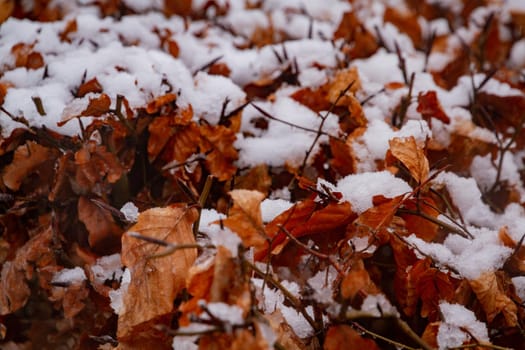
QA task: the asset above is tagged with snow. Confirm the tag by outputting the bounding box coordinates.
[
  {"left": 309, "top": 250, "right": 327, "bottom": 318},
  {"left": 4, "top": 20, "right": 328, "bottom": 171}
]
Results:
[
  {"left": 52, "top": 267, "right": 87, "bottom": 284},
  {"left": 120, "top": 202, "right": 139, "bottom": 223},
  {"left": 406, "top": 227, "right": 513, "bottom": 280},
  {"left": 360, "top": 294, "right": 399, "bottom": 317},
  {"left": 109, "top": 268, "right": 131, "bottom": 315},
  {"left": 90, "top": 253, "right": 123, "bottom": 285},
  {"left": 336, "top": 171, "right": 412, "bottom": 214},
  {"left": 437, "top": 302, "right": 489, "bottom": 349},
  {"left": 199, "top": 209, "right": 242, "bottom": 256},
  {"left": 260, "top": 198, "right": 293, "bottom": 222}
]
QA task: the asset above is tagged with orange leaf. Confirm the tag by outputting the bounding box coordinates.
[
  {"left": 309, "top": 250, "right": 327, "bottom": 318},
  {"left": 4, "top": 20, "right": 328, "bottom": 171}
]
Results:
[
  {"left": 77, "top": 77, "right": 103, "bottom": 97},
  {"left": 77, "top": 196, "right": 122, "bottom": 253},
  {"left": 59, "top": 19, "right": 77, "bottom": 43},
  {"left": 384, "top": 7, "right": 422, "bottom": 47},
  {"left": 145, "top": 93, "right": 177, "bottom": 114},
  {"left": 469, "top": 271, "right": 518, "bottom": 327},
  {"left": 81, "top": 93, "right": 111, "bottom": 117},
  {"left": 200, "top": 124, "right": 238, "bottom": 181},
  {"left": 400, "top": 196, "right": 440, "bottom": 241},
  {"left": 221, "top": 189, "right": 266, "bottom": 249},
  {"left": 73, "top": 142, "right": 126, "bottom": 192},
  {"left": 389, "top": 136, "right": 429, "bottom": 183},
  {"left": 398, "top": 259, "right": 456, "bottom": 319},
  {"left": 324, "top": 324, "right": 379, "bottom": 350},
  {"left": 261, "top": 199, "right": 355, "bottom": 259},
  {"left": 340, "top": 259, "right": 377, "bottom": 299},
  {"left": 355, "top": 195, "right": 404, "bottom": 233},
  {"left": 1, "top": 141, "right": 56, "bottom": 191},
  {"left": 118, "top": 205, "right": 198, "bottom": 340},
  {"left": 208, "top": 62, "right": 231, "bottom": 77},
  {"left": 234, "top": 164, "right": 272, "bottom": 195},
  {"left": 417, "top": 91, "right": 450, "bottom": 125},
  {"left": 0, "top": 0, "right": 14, "bottom": 24},
  {"left": 329, "top": 137, "right": 355, "bottom": 176},
  {"left": 0, "top": 227, "right": 55, "bottom": 315}
]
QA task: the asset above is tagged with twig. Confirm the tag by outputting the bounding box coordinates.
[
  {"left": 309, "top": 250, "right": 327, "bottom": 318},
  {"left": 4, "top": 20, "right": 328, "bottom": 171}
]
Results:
[
  {"left": 245, "top": 260, "right": 319, "bottom": 332},
  {"left": 250, "top": 103, "right": 339, "bottom": 139},
  {"left": 277, "top": 224, "right": 344, "bottom": 275}
]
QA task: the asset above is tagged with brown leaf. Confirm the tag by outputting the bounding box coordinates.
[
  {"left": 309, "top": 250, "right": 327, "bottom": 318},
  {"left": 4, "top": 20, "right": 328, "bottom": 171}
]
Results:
[
  {"left": 1, "top": 141, "right": 56, "bottom": 191},
  {"left": 81, "top": 93, "right": 111, "bottom": 117},
  {"left": 200, "top": 124, "right": 238, "bottom": 181},
  {"left": 78, "top": 196, "right": 122, "bottom": 253},
  {"left": 411, "top": 259, "right": 456, "bottom": 320},
  {"left": 389, "top": 136, "right": 429, "bottom": 184},
  {"left": 325, "top": 67, "right": 361, "bottom": 107},
  {"left": 73, "top": 142, "right": 126, "bottom": 194},
  {"left": 417, "top": 91, "right": 450, "bottom": 125},
  {"left": 384, "top": 7, "right": 422, "bottom": 48},
  {"left": 324, "top": 324, "right": 379, "bottom": 350},
  {"left": 221, "top": 189, "right": 266, "bottom": 249},
  {"left": 59, "top": 19, "right": 77, "bottom": 43},
  {"left": 0, "top": 0, "right": 14, "bottom": 24},
  {"left": 145, "top": 93, "right": 177, "bottom": 114},
  {"left": 208, "top": 62, "right": 231, "bottom": 77},
  {"left": 48, "top": 279, "right": 89, "bottom": 319},
  {"left": 164, "top": 0, "right": 192, "bottom": 16},
  {"left": 400, "top": 196, "right": 440, "bottom": 242},
  {"left": 334, "top": 12, "right": 378, "bottom": 58},
  {"left": 77, "top": 77, "right": 103, "bottom": 97},
  {"left": 11, "top": 43, "right": 44, "bottom": 70},
  {"left": 329, "top": 137, "right": 355, "bottom": 176},
  {"left": 0, "top": 227, "right": 55, "bottom": 315},
  {"left": 340, "top": 259, "right": 377, "bottom": 299},
  {"left": 118, "top": 205, "right": 198, "bottom": 340},
  {"left": 261, "top": 199, "right": 355, "bottom": 259},
  {"left": 469, "top": 271, "right": 518, "bottom": 327},
  {"left": 234, "top": 164, "right": 272, "bottom": 195}
]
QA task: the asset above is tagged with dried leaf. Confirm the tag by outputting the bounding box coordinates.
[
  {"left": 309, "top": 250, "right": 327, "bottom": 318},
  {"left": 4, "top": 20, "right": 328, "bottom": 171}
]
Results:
[
  {"left": 234, "top": 164, "right": 272, "bottom": 195},
  {"left": 0, "top": 227, "right": 55, "bottom": 315},
  {"left": 118, "top": 205, "right": 198, "bottom": 340},
  {"left": 48, "top": 280, "right": 89, "bottom": 319},
  {"left": 400, "top": 196, "right": 440, "bottom": 242},
  {"left": 145, "top": 93, "right": 177, "bottom": 114},
  {"left": 417, "top": 91, "right": 450, "bottom": 125},
  {"left": 208, "top": 62, "right": 231, "bottom": 77},
  {"left": 340, "top": 259, "right": 377, "bottom": 299},
  {"left": 73, "top": 142, "right": 126, "bottom": 194},
  {"left": 261, "top": 199, "right": 355, "bottom": 259},
  {"left": 1, "top": 141, "right": 56, "bottom": 191},
  {"left": 324, "top": 324, "right": 380, "bottom": 350},
  {"left": 0, "top": 0, "right": 14, "bottom": 24},
  {"left": 11, "top": 43, "right": 44, "bottom": 70},
  {"left": 469, "top": 271, "right": 518, "bottom": 326},
  {"left": 389, "top": 136, "right": 429, "bottom": 183},
  {"left": 396, "top": 258, "right": 456, "bottom": 319},
  {"left": 384, "top": 7, "right": 422, "bottom": 48},
  {"left": 221, "top": 189, "right": 266, "bottom": 249},
  {"left": 334, "top": 12, "right": 378, "bottom": 58},
  {"left": 59, "top": 19, "right": 77, "bottom": 43},
  {"left": 81, "top": 93, "right": 111, "bottom": 117},
  {"left": 200, "top": 124, "right": 238, "bottom": 181},
  {"left": 77, "top": 77, "right": 103, "bottom": 97},
  {"left": 78, "top": 196, "right": 122, "bottom": 253}
]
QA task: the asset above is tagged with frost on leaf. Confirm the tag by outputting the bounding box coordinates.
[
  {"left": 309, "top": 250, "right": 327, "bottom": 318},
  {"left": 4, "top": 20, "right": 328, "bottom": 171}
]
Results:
[{"left": 117, "top": 205, "right": 198, "bottom": 341}]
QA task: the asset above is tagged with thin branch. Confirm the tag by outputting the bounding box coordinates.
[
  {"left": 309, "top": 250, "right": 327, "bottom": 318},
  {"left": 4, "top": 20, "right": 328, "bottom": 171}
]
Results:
[{"left": 245, "top": 260, "right": 319, "bottom": 332}]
